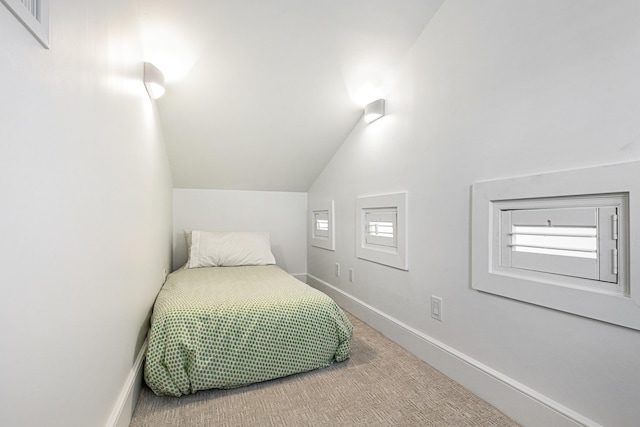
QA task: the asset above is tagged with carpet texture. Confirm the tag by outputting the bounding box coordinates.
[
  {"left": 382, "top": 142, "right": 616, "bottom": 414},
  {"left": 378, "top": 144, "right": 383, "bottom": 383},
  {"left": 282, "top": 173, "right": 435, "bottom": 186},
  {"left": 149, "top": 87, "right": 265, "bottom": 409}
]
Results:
[{"left": 130, "top": 312, "right": 519, "bottom": 426}]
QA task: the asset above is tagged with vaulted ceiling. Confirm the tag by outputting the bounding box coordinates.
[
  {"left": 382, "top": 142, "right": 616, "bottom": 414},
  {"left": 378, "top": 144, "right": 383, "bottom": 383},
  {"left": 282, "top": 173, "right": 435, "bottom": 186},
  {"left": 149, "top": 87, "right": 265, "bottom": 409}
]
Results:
[{"left": 136, "top": 0, "right": 444, "bottom": 191}]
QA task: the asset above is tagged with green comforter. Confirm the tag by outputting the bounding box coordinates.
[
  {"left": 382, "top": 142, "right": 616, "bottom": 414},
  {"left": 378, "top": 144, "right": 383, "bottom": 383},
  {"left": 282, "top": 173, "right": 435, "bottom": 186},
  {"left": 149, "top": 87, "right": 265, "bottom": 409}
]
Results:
[{"left": 144, "top": 265, "right": 352, "bottom": 396}]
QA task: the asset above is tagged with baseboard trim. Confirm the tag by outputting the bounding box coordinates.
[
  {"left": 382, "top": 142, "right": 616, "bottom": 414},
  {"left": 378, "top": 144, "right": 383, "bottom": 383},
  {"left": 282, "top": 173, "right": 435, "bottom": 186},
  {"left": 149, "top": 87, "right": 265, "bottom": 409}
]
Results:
[
  {"left": 106, "top": 339, "right": 148, "bottom": 427},
  {"left": 292, "top": 273, "right": 308, "bottom": 283},
  {"left": 307, "top": 274, "right": 600, "bottom": 427}
]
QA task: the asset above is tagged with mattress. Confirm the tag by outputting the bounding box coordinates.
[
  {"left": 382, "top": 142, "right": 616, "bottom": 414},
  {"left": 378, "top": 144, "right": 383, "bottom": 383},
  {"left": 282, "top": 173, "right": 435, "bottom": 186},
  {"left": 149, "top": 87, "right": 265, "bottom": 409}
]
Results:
[{"left": 144, "top": 265, "right": 352, "bottom": 396}]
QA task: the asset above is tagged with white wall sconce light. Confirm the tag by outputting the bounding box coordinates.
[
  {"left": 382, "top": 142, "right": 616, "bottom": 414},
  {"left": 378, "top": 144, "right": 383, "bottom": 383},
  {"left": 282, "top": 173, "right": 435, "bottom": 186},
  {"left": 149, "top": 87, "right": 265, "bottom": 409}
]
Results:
[
  {"left": 364, "top": 99, "right": 385, "bottom": 123},
  {"left": 144, "top": 62, "right": 166, "bottom": 99}
]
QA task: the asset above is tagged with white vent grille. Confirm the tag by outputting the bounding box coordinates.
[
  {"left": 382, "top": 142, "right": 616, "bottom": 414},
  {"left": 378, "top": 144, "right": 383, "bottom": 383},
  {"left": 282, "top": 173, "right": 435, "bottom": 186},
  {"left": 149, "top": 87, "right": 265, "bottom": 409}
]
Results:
[
  {"left": 1, "top": 0, "right": 49, "bottom": 48},
  {"left": 20, "top": 0, "right": 40, "bottom": 20}
]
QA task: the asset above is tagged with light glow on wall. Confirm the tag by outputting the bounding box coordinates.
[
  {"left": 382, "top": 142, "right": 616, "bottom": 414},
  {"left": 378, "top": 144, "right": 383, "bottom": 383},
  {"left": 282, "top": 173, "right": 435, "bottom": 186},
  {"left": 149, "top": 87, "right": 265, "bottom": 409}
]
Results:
[{"left": 139, "top": 21, "right": 198, "bottom": 84}]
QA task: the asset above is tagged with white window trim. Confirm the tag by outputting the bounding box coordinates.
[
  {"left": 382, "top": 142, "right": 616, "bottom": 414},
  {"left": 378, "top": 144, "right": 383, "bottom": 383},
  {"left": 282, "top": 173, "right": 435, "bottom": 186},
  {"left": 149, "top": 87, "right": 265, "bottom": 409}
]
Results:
[
  {"left": 1, "top": 0, "right": 50, "bottom": 48},
  {"left": 356, "top": 192, "right": 408, "bottom": 270},
  {"left": 309, "top": 200, "right": 335, "bottom": 251},
  {"left": 472, "top": 161, "right": 640, "bottom": 331}
]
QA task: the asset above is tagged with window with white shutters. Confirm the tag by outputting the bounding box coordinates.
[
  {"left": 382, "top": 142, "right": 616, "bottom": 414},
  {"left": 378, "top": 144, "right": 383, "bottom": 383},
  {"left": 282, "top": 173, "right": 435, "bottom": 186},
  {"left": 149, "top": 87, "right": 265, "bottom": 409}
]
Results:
[
  {"left": 356, "top": 192, "right": 407, "bottom": 270},
  {"left": 310, "top": 201, "right": 335, "bottom": 251},
  {"left": 496, "top": 196, "right": 624, "bottom": 294},
  {"left": 1, "top": 0, "right": 50, "bottom": 48},
  {"left": 313, "top": 211, "right": 329, "bottom": 238},
  {"left": 364, "top": 208, "right": 397, "bottom": 248},
  {"left": 471, "top": 161, "right": 640, "bottom": 331}
]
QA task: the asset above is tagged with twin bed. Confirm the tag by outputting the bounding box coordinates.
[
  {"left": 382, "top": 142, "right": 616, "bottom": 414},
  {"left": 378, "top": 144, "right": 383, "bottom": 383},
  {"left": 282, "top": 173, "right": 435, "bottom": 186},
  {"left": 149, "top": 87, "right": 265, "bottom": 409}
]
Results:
[{"left": 144, "top": 231, "right": 352, "bottom": 396}]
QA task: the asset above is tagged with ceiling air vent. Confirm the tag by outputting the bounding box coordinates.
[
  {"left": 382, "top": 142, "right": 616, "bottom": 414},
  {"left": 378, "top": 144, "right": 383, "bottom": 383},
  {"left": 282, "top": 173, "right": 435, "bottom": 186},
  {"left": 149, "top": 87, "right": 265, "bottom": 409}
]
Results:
[{"left": 1, "top": 0, "right": 50, "bottom": 48}]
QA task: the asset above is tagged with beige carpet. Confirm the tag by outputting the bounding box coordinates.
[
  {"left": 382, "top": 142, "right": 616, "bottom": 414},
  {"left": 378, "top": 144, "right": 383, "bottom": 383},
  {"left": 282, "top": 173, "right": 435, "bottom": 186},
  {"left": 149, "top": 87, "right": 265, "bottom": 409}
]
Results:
[{"left": 130, "top": 312, "right": 519, "bottom": 427}]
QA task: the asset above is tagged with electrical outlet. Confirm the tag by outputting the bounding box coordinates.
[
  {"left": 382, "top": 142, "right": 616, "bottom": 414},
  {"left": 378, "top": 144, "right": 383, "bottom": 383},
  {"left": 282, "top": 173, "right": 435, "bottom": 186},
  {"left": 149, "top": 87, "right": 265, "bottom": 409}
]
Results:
[
  {"left": 431, "top": 296, "right": 443, "bottom": 322},
  {"left": 349, "top": 268, "right": 354, "bottom": 283},
  {"left": 335, "top": 262, "right": 341, "bottom": 278}
]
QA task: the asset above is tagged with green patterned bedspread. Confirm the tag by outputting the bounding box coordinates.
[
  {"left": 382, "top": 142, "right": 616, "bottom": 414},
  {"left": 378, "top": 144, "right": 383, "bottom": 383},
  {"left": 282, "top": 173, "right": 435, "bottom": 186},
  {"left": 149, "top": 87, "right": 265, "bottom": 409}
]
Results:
[{"left": 144, "top": 265, "right": 353, "bottom": 396}]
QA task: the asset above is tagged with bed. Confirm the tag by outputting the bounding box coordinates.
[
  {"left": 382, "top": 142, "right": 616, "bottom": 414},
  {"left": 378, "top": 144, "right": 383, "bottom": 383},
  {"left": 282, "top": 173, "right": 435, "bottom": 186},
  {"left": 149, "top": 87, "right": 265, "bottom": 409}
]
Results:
[{"left": 144, "top": 231, "right": 352, "bottom": 397}]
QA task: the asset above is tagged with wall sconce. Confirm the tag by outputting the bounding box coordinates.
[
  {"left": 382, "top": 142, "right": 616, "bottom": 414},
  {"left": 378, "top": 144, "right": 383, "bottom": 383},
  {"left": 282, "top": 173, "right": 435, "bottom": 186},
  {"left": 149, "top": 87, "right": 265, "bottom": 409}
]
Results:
[
  {"left": 364, "top": 99, "right": 385, "bottom": 123},
  {"left": 144, "top": 62, "right": 165, "bottom": 99}
]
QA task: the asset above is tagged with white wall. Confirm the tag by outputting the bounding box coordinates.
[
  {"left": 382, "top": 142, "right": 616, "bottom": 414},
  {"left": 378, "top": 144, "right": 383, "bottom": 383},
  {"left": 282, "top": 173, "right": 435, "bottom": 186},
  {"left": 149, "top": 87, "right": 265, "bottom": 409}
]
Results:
[
  {"left": 308, "top": 1, "right": 640, "bottom": 426},
  {"left": 173, "top": 189, "right": 307, "bottom": 275},
  {"left": 0, "top": 2, "right": 173, "bottom": 427}
]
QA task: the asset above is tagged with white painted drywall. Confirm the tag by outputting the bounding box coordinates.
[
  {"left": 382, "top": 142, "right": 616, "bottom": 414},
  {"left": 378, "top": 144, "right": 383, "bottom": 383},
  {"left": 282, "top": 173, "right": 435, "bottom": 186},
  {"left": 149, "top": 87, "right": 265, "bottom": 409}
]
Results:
[
  {"left": 308, "top": 1, "right": 640, "bottom": 426},
  {"left": 173, "top": 189, "right": 307, "bottom": 275},
  {"left": 145, "top": 0, "right": 444, "bottom": 192},
  {"left": 0, "top": 2, "right": 173, "bottom": 427}
]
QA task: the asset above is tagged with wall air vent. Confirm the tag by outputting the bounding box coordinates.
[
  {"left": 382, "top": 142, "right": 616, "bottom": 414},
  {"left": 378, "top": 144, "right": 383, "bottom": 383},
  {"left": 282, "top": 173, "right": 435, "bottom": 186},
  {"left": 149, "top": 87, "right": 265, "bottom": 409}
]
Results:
[{"left": 1, "top": 0, "right": 50, "bottom": 48}]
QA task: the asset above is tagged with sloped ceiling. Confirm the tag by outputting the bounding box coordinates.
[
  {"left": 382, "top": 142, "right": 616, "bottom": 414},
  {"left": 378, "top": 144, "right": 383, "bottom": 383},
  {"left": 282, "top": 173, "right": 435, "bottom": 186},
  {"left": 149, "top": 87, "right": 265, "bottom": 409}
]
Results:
[{"left": 137, "top": 0, "right": 444, "bottom": 191}]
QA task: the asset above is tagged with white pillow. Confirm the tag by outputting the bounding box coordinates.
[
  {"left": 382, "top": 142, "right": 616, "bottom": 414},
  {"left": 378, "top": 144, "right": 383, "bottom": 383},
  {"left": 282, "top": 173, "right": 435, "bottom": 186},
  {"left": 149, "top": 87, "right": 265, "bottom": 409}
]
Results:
[
  {"left": 187, "top": 231, "right": 276, "bottom": 268},
  {"left": 183, "top": 229, "right": 193, "bottom": 269}
]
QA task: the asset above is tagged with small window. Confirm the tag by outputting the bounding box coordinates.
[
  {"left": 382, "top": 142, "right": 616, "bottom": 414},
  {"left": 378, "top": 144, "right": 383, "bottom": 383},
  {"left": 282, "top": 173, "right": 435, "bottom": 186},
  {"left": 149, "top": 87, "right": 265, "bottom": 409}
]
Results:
[
  {"left": 313, "top": 211, "right": 329, "bottom": 238},
  {"left": 364, "top": 208, "right": 397, "bottom": 247},
  {"left": 472, "top": 161, "right": 640, "bottom": 331},
  {"left": 310, "top": 201, "right": 335, "bottom": 251},
  {"left": 495, "top": 196, "right": 623, "bottom": 294},
  {"left": 1, "top": 0, "right": 50, "bottom": 48},
  {"left": 356, "top": 192, "right": 407, "bottom": 270}
]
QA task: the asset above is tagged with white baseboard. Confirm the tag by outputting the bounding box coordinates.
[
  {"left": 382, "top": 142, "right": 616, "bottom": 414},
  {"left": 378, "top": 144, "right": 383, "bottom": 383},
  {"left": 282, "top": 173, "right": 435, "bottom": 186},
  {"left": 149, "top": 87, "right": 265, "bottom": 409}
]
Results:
[
  {"left": 307, "top": 274, "right": 600, "bottom": 427},
  {"left": 106, "top": 339, "right": 148, "bottom": 427},
  {"left": 292, "top": 273, "right": 308, "bottom": 283}
]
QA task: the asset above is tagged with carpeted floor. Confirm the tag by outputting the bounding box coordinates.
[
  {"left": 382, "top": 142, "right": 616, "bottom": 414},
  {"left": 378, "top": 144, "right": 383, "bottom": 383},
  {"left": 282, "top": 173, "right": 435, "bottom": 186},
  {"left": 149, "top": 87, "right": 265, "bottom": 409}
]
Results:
[{"left": 130, "top": 312, "right": 519, "bottom": 427}]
